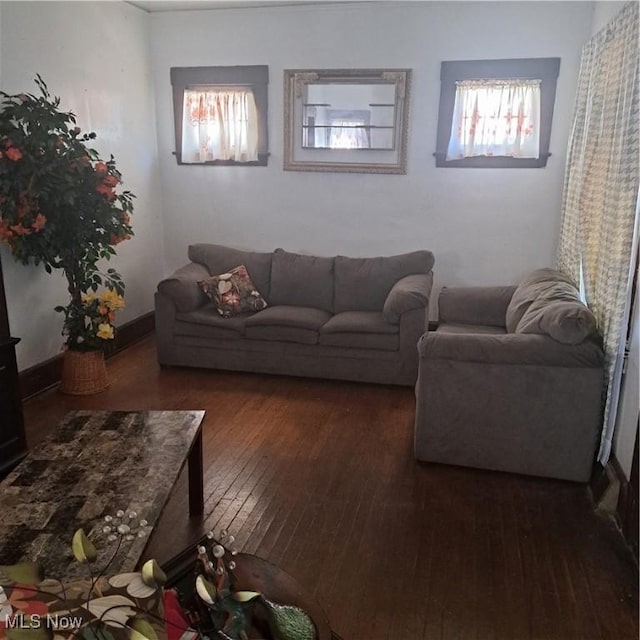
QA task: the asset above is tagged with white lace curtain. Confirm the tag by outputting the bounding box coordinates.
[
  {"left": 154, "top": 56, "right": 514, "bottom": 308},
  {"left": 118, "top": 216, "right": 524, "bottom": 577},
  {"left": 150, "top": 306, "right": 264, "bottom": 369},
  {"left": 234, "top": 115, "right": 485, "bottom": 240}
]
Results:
[
  {"left": 446, "top": 79, "right": 540, "bottom": 160},
  {"left": 557, "top": 2, "right": 639, "bottom": 464},
  {"left": 181, "top": 88, "right": 258, "bottom": 163},
  {"left": 330, "top": 120, "right": 369, "bottom": 149}
]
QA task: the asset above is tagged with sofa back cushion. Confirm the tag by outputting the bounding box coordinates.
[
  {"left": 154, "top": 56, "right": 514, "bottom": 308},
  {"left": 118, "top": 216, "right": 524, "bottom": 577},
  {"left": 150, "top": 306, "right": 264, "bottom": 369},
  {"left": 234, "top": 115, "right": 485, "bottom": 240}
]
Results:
[
  {"left": 505, "top": 268, "right": 577, "bottom": 333},
  {"left": 188, "top": 244, "right": 272, "bottom": 299},
  {"left": 333, "top": 250, "right": 435, "bottom": 313},
  {"left": 269, "top": 248, "right": 335, "bottom": 312}
]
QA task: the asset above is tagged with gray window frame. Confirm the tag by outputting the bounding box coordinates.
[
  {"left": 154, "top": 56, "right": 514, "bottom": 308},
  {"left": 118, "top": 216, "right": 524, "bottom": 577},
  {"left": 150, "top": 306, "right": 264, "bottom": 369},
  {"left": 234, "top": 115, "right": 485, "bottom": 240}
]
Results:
[
  {"left": 170, "top": 65, "right": 269, "bottom": 166},
  {"left": 435, "top": 58, "right": 560, "bottom": 168}
]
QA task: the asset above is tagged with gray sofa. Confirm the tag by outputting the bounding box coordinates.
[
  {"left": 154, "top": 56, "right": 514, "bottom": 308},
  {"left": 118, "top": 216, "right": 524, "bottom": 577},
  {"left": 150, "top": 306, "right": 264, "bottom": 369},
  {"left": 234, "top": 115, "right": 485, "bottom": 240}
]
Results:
[
  {"left": 155, "top": 244, "right": 435, "bottom": 386},
  {"left": 414, "top": 268, "right": 604, "bottom": 482}
]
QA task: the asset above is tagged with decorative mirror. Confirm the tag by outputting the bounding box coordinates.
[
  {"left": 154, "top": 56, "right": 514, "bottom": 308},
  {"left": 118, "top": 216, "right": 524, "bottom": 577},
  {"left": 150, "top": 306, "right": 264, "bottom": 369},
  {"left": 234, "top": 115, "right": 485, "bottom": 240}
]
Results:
[{"left": 284, "top": 69, "right": 411, "bottom": 174}]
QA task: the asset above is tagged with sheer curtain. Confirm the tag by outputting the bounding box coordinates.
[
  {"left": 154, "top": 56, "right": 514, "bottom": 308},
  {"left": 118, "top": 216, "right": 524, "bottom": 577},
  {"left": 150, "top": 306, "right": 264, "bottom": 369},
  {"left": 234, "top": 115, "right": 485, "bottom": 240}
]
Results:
[
  {"left": 330, "top": 120, "right": 369, "bottom": 149},
  {"left": 446, "top": 79, "right": 540, "bottom": 160},
  {"left": 557, "top": 2, "right": 639, "bottom": 464},
  {"left": 181, "top": 88, "right": 259, "bottom": 163}
]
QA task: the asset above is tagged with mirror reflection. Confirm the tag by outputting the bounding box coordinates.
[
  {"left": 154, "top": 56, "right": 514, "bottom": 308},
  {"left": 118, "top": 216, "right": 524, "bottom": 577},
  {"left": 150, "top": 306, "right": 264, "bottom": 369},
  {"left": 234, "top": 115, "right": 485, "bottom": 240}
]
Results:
[{"left": 302, "top": 83, "right": 397, "bottom": 150}]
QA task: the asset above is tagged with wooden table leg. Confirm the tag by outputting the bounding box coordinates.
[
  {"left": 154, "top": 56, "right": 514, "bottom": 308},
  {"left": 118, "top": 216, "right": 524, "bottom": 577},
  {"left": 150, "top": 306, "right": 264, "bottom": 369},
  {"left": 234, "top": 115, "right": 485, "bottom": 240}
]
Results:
[{"left": 188, "top": 429, "right": 204, "bottom": 516}]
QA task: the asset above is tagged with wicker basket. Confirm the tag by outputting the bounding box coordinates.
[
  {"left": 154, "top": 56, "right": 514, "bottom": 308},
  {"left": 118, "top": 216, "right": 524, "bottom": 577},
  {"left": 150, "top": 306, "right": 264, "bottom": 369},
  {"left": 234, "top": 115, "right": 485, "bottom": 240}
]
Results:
[{"left": 59, "top": 349, "right": 109, "bottom": 395}]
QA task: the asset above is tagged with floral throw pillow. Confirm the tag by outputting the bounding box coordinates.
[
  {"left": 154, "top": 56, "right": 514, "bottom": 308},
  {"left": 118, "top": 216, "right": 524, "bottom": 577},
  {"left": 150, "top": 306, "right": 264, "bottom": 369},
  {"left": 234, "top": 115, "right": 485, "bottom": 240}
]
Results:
[{"left": 198, "top": 265, "right": 268, "bottom": 318}]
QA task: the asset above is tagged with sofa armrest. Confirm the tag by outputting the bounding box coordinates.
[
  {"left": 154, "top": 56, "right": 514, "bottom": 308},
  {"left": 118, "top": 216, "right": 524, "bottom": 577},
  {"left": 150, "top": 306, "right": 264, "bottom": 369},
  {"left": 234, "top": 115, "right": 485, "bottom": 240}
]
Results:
[
  {"left": 418, "top": 331, "right": 604, "bottom": 368},
  {"left": 438, "top": 286, "right": 516, "bottom": 327},
  {"left": 383, "top": 272, "right": 434, "bottom": 324},
  {"left": 157, "top": 263, "right": 210, "bottom": 313}
]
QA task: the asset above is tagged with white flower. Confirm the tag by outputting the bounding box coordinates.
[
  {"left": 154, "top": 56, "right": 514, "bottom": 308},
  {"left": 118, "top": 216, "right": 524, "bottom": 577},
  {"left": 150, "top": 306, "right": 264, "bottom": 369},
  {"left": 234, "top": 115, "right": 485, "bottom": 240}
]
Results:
[{"left": 108, "top": 572, "right": 156, "bottom": 598}]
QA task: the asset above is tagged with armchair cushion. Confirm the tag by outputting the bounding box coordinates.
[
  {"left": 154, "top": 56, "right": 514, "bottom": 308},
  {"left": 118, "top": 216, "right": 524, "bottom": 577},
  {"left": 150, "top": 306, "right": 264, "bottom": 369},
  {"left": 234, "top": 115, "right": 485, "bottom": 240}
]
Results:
[
  {"left": 438, "top": 285, "right": 515, "bottom": 327},
  {"left": 383, "top": 273, "right": 433, "bottom": 324},
  {"left": 418, "top": 331, "right": 604, "bottom": 368}
]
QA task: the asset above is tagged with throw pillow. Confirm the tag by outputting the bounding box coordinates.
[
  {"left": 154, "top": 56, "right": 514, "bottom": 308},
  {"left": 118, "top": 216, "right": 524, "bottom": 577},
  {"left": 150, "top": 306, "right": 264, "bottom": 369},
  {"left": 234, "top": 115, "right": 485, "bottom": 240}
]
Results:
[{"left": 198, "top": 265, "right": 268, "bottom": 318}]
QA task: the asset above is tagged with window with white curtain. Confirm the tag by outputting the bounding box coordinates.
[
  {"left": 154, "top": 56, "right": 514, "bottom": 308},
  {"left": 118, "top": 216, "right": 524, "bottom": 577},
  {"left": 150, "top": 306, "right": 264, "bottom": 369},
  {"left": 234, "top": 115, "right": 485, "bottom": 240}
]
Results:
[
  {"left": 181, "top": 88, "right": 259, "bottom": 163},
  {"left": 446, "top": 79, "right": 541, "bottom": 160},
  {"left": 170, "top": 66, "right": 268, "bottom": 166},
  {"left": 435, "top": 58, "right": 559, "bottom": 168}
]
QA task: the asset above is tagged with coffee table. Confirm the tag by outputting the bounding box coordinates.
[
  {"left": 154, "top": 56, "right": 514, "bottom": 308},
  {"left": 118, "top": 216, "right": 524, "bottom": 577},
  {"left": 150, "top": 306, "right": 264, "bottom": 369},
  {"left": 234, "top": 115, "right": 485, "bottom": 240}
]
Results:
[{"left": 0, "top": 410, "right": 205, "bottom": 581}]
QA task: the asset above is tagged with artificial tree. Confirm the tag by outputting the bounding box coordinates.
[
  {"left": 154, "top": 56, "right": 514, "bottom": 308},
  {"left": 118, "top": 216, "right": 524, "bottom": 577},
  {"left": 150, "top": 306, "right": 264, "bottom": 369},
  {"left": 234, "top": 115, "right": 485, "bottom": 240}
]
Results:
[{"left": 0, "top": 76, "right": 134, "bottom": 352}]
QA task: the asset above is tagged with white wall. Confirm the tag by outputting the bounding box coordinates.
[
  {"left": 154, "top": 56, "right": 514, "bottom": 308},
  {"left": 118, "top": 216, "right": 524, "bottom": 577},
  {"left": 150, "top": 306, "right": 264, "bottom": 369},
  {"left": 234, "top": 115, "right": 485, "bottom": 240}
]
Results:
[
  {"left": 591, "top": 0, "right": 627, "bottom": 32},
  {"left": 0, "top": 1, "right": 164, "bottom": 370},
  {"left": 151, "top": 1, "right": 594, "bottom": 304}
]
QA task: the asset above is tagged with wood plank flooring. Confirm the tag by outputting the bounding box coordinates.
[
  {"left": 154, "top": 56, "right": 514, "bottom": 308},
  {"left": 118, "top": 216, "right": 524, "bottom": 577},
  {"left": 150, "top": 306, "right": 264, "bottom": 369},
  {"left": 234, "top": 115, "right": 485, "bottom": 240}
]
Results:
[{"left": 22, "top": 336, "right": 639, "bottom": 640}]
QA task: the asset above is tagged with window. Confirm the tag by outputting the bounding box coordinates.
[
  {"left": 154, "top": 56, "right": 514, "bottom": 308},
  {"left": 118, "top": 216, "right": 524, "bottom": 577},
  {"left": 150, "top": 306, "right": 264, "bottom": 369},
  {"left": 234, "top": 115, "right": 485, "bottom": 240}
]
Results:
[
  {"left": 435, "top": 58, "right": 560, "bottom": 168},
  {"left": 170, "top": 66, "right": 268, "bottom": 166}
]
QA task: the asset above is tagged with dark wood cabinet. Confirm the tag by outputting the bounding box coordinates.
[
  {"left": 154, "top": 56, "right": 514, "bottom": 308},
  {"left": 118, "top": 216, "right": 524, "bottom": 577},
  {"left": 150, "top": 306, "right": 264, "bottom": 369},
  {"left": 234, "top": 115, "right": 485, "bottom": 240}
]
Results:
[
  {"left": 0, "top": 254, "right": 27, "bottom": 476},
  {"left": 0, "top": 337, "right": 26, "bottom": 475}
]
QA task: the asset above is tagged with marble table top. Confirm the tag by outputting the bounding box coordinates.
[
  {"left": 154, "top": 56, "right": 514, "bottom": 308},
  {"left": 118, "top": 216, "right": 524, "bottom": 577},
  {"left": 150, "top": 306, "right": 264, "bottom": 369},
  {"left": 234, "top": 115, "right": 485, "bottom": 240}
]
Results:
[{"left": 0, "top": 410, "right": 205, "bottom": 581}]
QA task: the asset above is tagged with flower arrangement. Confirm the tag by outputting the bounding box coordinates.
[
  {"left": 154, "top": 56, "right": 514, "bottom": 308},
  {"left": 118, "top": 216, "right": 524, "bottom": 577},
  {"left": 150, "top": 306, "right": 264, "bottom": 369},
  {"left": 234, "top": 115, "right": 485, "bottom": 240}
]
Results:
[
  {"left": 0, "top": 75, "right": 134, "bottom": 351},
  {"left": 56, "top": 288, "right": 125, "bottom": 350},
  {"left": 0, "top": 525, "right": 318, "bottom": 640}
]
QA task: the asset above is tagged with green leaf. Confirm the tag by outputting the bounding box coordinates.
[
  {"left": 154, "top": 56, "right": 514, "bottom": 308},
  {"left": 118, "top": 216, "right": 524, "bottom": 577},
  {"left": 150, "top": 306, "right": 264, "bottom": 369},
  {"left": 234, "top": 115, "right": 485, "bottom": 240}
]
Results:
[
  {"left": 5, "top": 625, "right": 51, "bottom": 640},
  {"left": 0, "top": 562, "right": 44, "bottom": 585},
  {"left": 263, "top": 599, "right": 315, "bottom": 640},
  {"left": 140, "top": 559, "right": 166, "bottom": 588},
  {"left": 80, "top": 623, "right": 116, "bottom": 640},
  {"left": 195, "top": 574, "right": 217, "bottom": 605},
  {"left": 231, "top": 591, "right": 261, "bottom": 603},
  {"left": 71, "top": 528, "right": 97, "bottom": 563},
  {"left": 128, "top": 617, "right": 158, "bottom": 640},
  {"left": 82, "top": 595, "right": 137, "bottom": 628}
]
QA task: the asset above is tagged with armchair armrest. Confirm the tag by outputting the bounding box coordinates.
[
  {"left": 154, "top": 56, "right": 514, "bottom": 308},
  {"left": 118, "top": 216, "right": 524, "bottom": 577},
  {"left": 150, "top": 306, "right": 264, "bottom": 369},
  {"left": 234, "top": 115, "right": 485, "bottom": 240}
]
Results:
[
  {"left": 438, "top": 285, "right": 516, "bottom": 327},
  {"left": 418, "top": 331, "right": 604, "bottom": 368},
  {"left": 157, "top": 262, "right": 210, "bottom": 313},
  {"left": 383, "top": 272, "right": 434, "bottom": 324}
]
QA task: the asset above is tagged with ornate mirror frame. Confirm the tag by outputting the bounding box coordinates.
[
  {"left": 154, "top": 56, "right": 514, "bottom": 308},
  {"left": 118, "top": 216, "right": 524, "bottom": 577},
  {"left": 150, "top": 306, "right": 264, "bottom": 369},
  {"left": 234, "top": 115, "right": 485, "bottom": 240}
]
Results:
[{"left": 283, "top": 68, "right": 412, "bottom": 174}]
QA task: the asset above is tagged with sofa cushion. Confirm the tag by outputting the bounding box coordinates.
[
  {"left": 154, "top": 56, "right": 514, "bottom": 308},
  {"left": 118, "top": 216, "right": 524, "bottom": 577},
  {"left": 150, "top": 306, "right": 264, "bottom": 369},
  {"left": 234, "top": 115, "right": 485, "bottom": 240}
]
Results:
[
  {"left": 175, "top": 305, "right": 250, "bottom": 339},
  {"left": 198, "top": 265, "right": 268, "bottom": 318},
  {"left": 333, "top": 250, "right": 435, "bottom": 313},
  {"left": 245, "top": 305, "right": 331, "bottom": 330},
  {"left": 245, "top": 305, "right": 331, "bottom": 345},
  {"left": 437, "top": 323, "right": 507, "bottom": 336},
  {"left": 516, "top": 297, "right": 597, "bottom": 345},
  {"left": 320, "top": 311, "right": 398, "bottom": 335},
  {"left": 189, "top": 243, "right": 272, "bottom": 299},
  {"left": 505, "top": 268, "right": 577, "bottom": 333},
  {"left": 268, "top": 249, "right": 334, "bottom": 312},
  {"left": 319, "top": 332, "right": 399, "bottom": 350},
  {"left": 319, "top": 311, "right": 399, "bottom": 351}
]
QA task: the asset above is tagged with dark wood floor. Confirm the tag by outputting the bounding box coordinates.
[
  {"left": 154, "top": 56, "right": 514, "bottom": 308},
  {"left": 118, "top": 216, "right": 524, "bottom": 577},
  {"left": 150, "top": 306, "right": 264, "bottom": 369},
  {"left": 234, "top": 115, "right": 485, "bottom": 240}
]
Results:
[{"left": 23, "top": 336, "right": 638, "bottom": 640}]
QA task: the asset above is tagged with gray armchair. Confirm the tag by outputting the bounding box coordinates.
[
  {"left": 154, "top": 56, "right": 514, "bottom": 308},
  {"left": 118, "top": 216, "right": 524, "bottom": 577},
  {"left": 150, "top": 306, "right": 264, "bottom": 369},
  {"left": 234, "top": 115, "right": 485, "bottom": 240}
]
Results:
[{"left": 414, "top": 270, "right": 604, "bottom": 482}]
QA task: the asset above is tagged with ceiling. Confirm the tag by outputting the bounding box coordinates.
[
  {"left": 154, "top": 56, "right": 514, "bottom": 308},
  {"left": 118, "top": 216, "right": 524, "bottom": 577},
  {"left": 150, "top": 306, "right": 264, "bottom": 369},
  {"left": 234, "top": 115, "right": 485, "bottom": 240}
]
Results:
[{"left": 128, "top": 0, "right": 372, "bottom": 12}]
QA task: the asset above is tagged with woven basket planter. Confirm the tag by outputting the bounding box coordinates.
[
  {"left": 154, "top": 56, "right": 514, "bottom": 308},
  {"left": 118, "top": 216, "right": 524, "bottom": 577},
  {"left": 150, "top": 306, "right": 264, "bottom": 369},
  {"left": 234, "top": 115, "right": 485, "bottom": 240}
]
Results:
[{"left": 59, "top": 349, "right": 109, "bottom": 395}]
